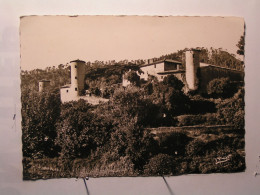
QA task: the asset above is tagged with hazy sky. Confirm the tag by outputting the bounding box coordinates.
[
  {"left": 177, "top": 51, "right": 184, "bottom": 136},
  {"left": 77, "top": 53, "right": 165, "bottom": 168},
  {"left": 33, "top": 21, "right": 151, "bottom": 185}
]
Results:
[{"left": 20, "top": 16, "right": 244, "bottom": 70}]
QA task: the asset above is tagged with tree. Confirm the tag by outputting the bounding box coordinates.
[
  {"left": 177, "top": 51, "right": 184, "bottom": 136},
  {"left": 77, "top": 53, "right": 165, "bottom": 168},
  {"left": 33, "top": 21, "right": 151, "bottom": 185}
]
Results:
[
  {"left": 21, "top": 64, "right": 70, "bottom": 92},
  {"left": 55, "top": 100, "right": 113, "bottom": 158},
  {"left": 109, "top": 115, "right": 158, "bottom": 170},
  {"left": 112, "top": 86, "right": 159, "bottom": 126},
  {"left": 209, "top": 48, "right": 243, "bottom": 70},
  {"left": 144, "top": 154, "right": 175, "bottom": 175},
  {"left": 216, "top": 87, "right": 245, "bottom": 129},
  {"left": 162, "top": 75, "right": 184, "bottom": 91},
  {"left": 124, "top": 70, "right": 141, "bottom": 86},
  {"left": 236, "top": 35, "right": 245, "bottom": 56},
  {"left": 90, "top": 87, "right": 101, "bottom": 96},
  {"left": 22, "top": 90, "right": 61, "bottom": 158},
  {"left": 108, "top": 86, "right": 159, "bottom": 169},
  {"left": 149, "top": 75, "right": 190, "bottom": 118},
  {"left": 207, "top": 77, "right": 234, "bottom": 98}
]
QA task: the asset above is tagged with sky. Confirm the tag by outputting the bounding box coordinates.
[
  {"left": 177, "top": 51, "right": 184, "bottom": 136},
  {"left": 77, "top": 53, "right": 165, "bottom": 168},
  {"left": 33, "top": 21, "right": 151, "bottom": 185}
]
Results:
[{"left": 20, "top": 16, "right": 244, "bottom": 70}]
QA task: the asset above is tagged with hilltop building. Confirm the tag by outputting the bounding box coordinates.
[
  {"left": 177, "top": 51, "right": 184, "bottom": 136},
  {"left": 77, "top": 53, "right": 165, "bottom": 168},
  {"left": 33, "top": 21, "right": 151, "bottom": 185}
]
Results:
[
  {"left": 123, "top": 50, "right": 244, "bottom": 93},
  {"left": 60, "top": 50, "right": 244, "bottom": 103},
  {"left": 60, "top": 60, "right": 108, "bottom": 104},
  {"left": 60, "top": 60, "right": 86, "bottom": 103},
  {"left": 139, "top": 59, "right": 183, "bottom": 82}
]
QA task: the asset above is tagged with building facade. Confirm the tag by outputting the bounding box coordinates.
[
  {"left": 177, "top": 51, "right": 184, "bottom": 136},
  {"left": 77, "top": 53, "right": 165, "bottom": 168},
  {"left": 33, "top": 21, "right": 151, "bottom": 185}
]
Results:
[{"left": 123, "top": 49, "right": 244, "bottom": 93}]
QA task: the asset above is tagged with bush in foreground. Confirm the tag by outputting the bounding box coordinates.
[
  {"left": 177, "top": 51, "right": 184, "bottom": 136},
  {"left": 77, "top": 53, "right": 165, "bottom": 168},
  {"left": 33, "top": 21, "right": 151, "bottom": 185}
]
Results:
[
  {"left": 157, "top": 132, "right": 191, "bottom": 155},
  {"left": 144, "top": 154, "right": 175, "bottom": 176},
  {"left": 207, "top": 77, "right": 234, "bottom": 98}
]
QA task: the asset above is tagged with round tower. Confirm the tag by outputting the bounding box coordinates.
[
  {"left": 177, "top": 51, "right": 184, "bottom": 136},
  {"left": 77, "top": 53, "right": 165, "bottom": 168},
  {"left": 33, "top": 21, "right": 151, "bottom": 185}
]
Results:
[
  {"left": 185, "top": 49, "right": 200, "bottom": 91},
  {"left": 39, "top": 80, "right": 50, "bottom": 92},
  {"left": 70, "top": 60, "right": 86, "bottom": 97}
]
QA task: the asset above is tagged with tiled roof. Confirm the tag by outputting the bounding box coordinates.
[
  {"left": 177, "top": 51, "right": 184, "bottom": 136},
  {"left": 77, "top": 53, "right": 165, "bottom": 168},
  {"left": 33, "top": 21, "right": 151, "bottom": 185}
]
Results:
[
  {"left": 60, "top": 84, "right": 71, "bottom": 88},
  {"left": 164, "top": 59, "right": 182, "bottom": 64},
  {"left": 70, "top": 59, "right": 86, "bottom": 63},
  {"left": 140, "top": 59, "right": 182, "bottom": 67}
]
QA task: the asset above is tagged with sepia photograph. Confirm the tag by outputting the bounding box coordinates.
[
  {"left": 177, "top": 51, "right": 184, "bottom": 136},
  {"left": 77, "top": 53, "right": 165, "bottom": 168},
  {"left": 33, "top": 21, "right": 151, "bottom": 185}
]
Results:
[{"left": 20, "top": 16, "right": 245, "bottom": 180}]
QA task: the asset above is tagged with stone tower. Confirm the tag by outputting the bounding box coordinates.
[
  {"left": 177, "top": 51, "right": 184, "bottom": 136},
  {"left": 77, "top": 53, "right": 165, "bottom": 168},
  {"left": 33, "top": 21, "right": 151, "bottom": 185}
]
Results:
[
  {"left": 185, "top": 49, "right": 200, "bottom": 91},
  {"left": 70, "top": 60, "right": 86, "bottom": 97}
]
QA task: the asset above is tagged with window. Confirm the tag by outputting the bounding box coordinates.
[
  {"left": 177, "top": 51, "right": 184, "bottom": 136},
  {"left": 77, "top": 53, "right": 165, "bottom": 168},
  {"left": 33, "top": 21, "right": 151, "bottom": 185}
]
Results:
[
  {"left": 75, "top": 76, "right": 77, "bottom": 79},
  {"left": 75, "top": 88, "right": 77, "bottom": 91},
  {"left": 75, "top": 65, "right": 77, "bottom": 68},
  {"left": 161, "top": 76, "right": 163, "bottom": 79},
  {"left": 154, "top": 64, "right": 156, "bottom": 68},
  {"left": 66, "top": 90, "right": 69, "bottom": 93}
]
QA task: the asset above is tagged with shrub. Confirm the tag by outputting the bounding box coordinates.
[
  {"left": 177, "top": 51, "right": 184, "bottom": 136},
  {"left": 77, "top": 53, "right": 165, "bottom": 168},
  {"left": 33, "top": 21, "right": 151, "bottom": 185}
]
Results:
[
  {"left": 124, "top": 70, "right": 140, "bottom": 86},
  {"left": 162, "top": 75, "right": 184, "bottom": 91},
  {"left": 22, "top": 90, "right": 61, "bottom": 158},
  {"left": 177, "top": 115, "right": 206, "bottom": 126},
  {"left": 207, "top": 77, "right": 234, "bottom": 98},
  {"left": 185, "top": 139, "right": 206, "bottom": 156},
  {"left": 78, "top": 89, "right": 85, "bottom": 96},
  {"left": 110, "top": 117, "right": 158, "bottom": 171},
  {"left": 144, "top": 154, "right": 175, "bottom": 176},
  {"left": 157, "top": 132, "right": 191, "bottom": 155},
  {"left": 145, "top": 74, "right": 190, "bottom": 117},
  {"left": 204, "top": 113, "right": 219, "bottom": 125},
  {"left": 112, "top": 86, "right": 160, "bottom": 126},
  {"left": 178, "top": 161, "right": 189, "bottom": 174},
  {"left": 55, "top": 100, "right": 113, "bottom": 158},
  {"left": 90, "top": 87, "right": 101, "bottom": 96},
  {"left": 232, "top": 109, "right": 245, "bottom": 129},
  {"left": 177, "top": 113, "right": 218, "bottom": 126},
  {"left": 216, "top": 88, "right": 245, "bottom": 129},
  {"left": 164, "top": 88, "right": 190, "bottom": 116}
]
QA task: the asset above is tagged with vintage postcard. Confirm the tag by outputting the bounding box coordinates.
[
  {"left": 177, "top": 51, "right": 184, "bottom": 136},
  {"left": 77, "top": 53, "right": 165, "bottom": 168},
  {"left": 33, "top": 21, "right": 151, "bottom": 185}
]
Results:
[{"left": 20, "top": 16, "right": 245, "bottom": 179}]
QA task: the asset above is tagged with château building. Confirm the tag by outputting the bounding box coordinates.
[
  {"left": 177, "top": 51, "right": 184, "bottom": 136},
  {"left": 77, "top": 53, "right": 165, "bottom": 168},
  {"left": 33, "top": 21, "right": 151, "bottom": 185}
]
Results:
[
  {"left": 59, "top": 49, "right": 244, "bottom": 103},
  {"left": 123, "top": 49, "right": 244, "bottom": 93}
]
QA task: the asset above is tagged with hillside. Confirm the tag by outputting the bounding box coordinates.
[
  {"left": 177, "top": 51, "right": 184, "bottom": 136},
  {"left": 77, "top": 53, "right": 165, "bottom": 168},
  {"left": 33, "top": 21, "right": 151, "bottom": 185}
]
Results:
[{"left": 21, "top": 47, "right": 245, "bottom": 179}]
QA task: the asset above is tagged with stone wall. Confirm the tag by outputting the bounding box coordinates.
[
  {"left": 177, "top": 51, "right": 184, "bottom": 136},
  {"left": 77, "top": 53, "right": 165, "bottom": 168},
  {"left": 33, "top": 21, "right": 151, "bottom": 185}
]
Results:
[{"left": 199, "top": 65, "right": 244, "bottom": 93}]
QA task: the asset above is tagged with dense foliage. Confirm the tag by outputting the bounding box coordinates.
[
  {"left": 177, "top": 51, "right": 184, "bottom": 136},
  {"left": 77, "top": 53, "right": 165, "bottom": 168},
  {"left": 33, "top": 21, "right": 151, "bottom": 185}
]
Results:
[
  {"left": 22, "top": 89, "right": 61, "bottom": 158},
  {"left": 216, "top": 88, "right": 245, "bottom": 129},
  {"left": 84, "top": 63, "right": 141, "bottom": 92},
  {"left": 55, "top": 100, "right": 113, "bottom": 158},
  {"left": 207, "top": 77, "right": 234, "bottom": 98},
  {"left": 236, "top": 35, "right": 245, "bottom": 56},
  {"left": 21, "top": 65, "right": 70, "bottom": 92},
  {"left": 144, "top": 154, "right": 175, "bottom": 175}
]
